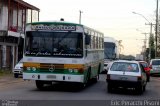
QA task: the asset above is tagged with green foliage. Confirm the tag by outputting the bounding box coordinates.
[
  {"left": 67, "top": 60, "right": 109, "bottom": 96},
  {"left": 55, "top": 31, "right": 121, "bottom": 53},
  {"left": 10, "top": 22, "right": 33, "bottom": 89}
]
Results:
[
  {"left": 148, "top": 34, "right": 155, "bottom": 59},
  {"left": 119, "top": 54, "right": 135, "bottom": 60},
  {"left": 0, "top": 70, "right": 12, "bottom": 76}
]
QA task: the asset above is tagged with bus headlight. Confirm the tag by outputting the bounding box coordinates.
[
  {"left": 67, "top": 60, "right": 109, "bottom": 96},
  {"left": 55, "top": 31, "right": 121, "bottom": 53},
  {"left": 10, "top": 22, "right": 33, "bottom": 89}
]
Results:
[
  {"left": 69, "top": 69, "right": 73, "bottom": 73},
  {"left": 32, "top": 67, "right": 36, "bottom": 71},
  {"left": 73, "top": 69, "right": 78, "bottom": 73},
  {"left": 27, "top": 67, "right": 31, "bottom": 71}
]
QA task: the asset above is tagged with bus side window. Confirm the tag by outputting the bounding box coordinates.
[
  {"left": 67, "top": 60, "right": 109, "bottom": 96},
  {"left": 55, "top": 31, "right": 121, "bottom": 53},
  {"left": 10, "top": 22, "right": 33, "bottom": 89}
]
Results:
[{"left": 85, "top": 34, "right": 91, "bottom": 45}]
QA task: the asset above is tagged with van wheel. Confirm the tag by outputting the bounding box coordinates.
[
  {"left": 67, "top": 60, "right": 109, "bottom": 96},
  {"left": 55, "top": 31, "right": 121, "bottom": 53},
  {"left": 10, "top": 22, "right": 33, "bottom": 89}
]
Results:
[
  {"left": 14, "top": 73, "right": 19, "bottom": 78},
  {"left": 36, "top": 80, "right": 44, "bottom": 90}
]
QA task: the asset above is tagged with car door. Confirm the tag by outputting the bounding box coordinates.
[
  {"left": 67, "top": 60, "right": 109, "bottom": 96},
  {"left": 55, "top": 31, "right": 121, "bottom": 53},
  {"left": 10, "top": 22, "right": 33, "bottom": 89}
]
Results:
[{"left": 140, "top": 64, "right": 147, "bottom": 85}]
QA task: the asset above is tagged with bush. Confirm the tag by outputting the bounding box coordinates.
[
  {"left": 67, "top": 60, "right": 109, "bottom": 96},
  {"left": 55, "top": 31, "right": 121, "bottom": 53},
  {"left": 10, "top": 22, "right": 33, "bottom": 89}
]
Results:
[{"left": 0, "top": 70, "right": 12, "bottom": 76}]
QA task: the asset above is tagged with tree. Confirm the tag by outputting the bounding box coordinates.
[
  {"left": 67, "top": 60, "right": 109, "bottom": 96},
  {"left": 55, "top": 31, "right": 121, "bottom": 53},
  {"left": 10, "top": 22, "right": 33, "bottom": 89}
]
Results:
[
  {"left": 148, "top": 34, "right": 155, "bottom": 59},
  {"left": 118, "top": 40, "right": 124, "bottom": 54}
]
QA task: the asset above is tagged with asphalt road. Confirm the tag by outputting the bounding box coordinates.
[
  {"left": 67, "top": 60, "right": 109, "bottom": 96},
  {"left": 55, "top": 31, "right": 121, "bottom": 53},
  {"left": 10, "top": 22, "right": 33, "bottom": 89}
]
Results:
[{"left": 0, "top": 74, "right": 160, "bottom": 106}]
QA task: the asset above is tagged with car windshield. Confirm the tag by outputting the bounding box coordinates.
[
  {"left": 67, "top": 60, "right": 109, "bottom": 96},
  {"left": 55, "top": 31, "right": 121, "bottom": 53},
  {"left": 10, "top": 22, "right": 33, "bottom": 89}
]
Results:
[
  {"left": 24, "top": 31, "right": 83, "bottom": 58},
  {"left": 152, "top": 60, "right": 160, "bottom": 65},
  {"left": 110, "top": 62, "right": 139, "bottom": 72}
]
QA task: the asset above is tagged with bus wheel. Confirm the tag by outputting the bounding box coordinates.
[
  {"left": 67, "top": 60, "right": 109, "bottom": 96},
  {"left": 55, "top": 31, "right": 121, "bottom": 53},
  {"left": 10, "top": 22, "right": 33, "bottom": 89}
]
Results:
[
  {"left": 78, "top": 83, "right": 86, "bottom": 89},
  {"left": 92, "top": 76, "right": 98, "bottom": 83},
  {"left": 36, "top": 80, "right": 44, "bottom": 90},
  {"left": 97, "top": 64, "right": 101, "bottom": 80},
  {"left": 81, "top": 68, "right": 91, "bottom": 88},
  {"left": 86, "top": 68, "right": 91, "bottom": 84}
]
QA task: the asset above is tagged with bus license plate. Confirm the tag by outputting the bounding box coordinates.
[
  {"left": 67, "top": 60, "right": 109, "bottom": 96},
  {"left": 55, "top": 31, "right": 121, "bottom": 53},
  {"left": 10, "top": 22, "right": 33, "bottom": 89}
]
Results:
[{"left": 47, "top": 75, "right": 56, "bottom": 79}]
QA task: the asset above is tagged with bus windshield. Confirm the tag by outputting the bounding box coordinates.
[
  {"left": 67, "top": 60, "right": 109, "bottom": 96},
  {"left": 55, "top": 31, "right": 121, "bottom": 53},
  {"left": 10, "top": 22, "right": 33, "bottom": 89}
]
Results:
[
  {"left": 25, "top": 31, "right": 83, "bottom": 58},
  {"left": 104, "top": 42, "right": 115, "bottom": 59}
]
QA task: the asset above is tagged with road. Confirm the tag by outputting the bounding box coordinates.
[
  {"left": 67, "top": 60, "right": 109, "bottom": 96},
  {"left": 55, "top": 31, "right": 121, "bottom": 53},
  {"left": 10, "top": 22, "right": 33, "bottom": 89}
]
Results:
[{"left": 0, "top": 74, "right": 160, "bottom": 106}]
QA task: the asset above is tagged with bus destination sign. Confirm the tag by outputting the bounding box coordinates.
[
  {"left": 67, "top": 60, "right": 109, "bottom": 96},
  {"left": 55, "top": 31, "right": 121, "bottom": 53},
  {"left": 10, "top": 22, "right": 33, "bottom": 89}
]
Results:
[{"left": 31, "top": 25, "right": 76, "bottom": 31}]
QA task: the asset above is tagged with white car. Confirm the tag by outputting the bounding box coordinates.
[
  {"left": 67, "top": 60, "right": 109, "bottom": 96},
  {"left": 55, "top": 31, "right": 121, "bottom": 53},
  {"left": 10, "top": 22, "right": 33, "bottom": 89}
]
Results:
[
  {"left": 12, "top": 59, "right": 23, "bottom": 78},
  {"left": 149, "top": 59, "right": 160, "bottom": 75},
  {"left": 106, "top": 60, "right": 147, "bottom": 94}
]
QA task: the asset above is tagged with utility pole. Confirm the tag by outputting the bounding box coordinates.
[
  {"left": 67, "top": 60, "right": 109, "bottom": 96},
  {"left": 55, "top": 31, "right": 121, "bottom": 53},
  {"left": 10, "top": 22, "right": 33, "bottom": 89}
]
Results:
[
  {"left": 141, "top": 33, "right": 149, "bottom": 61},
  {"left": 79, "top": 10, "right": 83, "bottom": 24},
  {"left": 132, "top": 11, "right": 156, "bottom": 60},
  {"left": 155, "top": 0, "right": 159, "bottom": 58},
  {"left": 145, "top": 23, "right": 155, "bottom": 60}
]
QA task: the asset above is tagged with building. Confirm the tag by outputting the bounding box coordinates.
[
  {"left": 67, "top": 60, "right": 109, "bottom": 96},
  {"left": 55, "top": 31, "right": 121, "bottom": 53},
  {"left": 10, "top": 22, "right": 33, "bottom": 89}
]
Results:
[{"left": 0, "top": 0, "right": 40, "bottom": 70}]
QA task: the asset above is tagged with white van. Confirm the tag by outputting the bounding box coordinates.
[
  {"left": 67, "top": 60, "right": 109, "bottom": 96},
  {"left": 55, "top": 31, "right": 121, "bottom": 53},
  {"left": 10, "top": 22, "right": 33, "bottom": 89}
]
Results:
[{"left": 12, "top": 58, "right": 23, "bottom": 78}]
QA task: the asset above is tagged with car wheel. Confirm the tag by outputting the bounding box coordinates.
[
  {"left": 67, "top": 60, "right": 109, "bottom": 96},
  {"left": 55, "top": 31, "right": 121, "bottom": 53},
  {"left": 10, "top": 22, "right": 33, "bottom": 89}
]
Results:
[
  {"left": 136, "top": 85, "right": 143, "bottom": 94},
  {"left": 36, "top": 80, "right": 44, "bottom": 90},
  {"left": 107, "top": 83, "right": 112, "bottom": 93},
  {"left": 143, "top": 85, "right": 146, "bottom": 91},
  {"left": 14, "top": 73, "right": 19, "bottom": 78}
]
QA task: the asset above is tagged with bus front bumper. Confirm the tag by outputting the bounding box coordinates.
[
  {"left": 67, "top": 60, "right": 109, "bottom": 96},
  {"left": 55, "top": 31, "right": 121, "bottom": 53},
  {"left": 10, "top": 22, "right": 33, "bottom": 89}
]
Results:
[{"left": 23, "top": 73, "right": 84, "bottom": 83}]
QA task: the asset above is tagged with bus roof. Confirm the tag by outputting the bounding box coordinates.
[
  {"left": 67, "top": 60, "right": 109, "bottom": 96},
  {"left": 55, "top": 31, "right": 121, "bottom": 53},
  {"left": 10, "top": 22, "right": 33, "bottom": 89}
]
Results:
[
  {"left": 104, "top": 37, "right": 116, "bottom": 43},
  {"left": 26, "top": 21, "right": 83, "bottom": 26},
  {"left": 26, "top": 21, "right": 104, "bottom": 35}
]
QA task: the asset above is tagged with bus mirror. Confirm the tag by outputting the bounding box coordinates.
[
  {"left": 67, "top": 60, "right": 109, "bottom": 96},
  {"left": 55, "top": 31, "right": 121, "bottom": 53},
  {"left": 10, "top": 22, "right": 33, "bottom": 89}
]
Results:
[{"left": 85, "top": 35, "right": 91, "bottom": 45}]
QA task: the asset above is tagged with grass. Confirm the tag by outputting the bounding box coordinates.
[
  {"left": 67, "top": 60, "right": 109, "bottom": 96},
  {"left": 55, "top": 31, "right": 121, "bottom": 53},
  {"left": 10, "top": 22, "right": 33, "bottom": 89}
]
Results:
[{"left": 0, "top": 70, "right": 12, "bottom": 76}]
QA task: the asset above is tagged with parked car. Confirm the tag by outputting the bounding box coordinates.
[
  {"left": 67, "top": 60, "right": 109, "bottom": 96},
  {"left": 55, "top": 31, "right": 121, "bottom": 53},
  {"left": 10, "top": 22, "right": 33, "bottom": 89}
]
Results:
[
  {"left": 12, "top": 58, "right": 23, "bottom": 78},
  {"left": 138, "top": 61, "right": 151, "bottom": 82},
  {"left": 149, "top": 59, "right": 160, "bottom": 75},
  {"left": 106, "top": 60, "right": 147, "bottom": 94}
]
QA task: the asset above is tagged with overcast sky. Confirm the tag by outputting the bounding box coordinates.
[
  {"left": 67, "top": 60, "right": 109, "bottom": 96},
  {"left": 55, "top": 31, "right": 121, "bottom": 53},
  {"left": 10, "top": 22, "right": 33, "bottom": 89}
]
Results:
[{"left": 24, "top": 0, "right": 156, "bottom": 56}]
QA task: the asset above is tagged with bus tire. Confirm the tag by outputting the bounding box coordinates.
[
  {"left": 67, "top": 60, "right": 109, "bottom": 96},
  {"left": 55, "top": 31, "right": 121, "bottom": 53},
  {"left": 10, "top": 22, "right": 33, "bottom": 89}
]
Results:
[
  {"left": 97, "top": 64, "right": 101, "bottom": 80},
  {"left": 92, "top": 64, "right": 99, "bottom": 83},
  {"left": 86, "top": 68, "right": 91, "bottom": 83},
  {"left": 36, "top": 80, "right": 44, "bottom": 90},
  {"left": 78, "top": 83, "right": 86, "bottom": 89},
  {"left": 82, "top": 68, "right": 91, "bottom": 87},
  {"left": 92, "top": 76, "right": 98, "bottom": 83}
]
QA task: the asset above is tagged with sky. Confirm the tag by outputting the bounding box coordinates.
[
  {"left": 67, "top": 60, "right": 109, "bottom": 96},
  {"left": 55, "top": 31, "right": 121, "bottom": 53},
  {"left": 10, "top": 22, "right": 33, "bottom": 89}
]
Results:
[{"left": 24, "top": 0, "right": 156, "bottom": 56}]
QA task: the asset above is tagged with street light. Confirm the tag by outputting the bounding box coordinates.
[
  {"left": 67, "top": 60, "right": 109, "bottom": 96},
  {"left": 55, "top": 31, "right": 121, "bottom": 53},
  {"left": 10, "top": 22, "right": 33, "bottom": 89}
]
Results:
[
  {"left": 132, "top": 11, "right": 154, "bottom": 60},
  {"left": 79, "top": 10, "right": 83, "bottom": 24},
  {"left": 132, "top": 12, "right": 150, "bottom": 23}
]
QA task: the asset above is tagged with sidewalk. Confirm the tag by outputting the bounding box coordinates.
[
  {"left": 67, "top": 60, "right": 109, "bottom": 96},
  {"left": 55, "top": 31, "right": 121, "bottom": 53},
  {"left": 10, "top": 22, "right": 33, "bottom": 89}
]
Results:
[{"left": 0, "top": 74, "right": 23, "bottom": 85}]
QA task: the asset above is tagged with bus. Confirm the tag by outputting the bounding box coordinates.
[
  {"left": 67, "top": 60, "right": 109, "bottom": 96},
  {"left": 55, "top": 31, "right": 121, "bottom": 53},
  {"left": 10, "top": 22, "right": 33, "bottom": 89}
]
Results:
[
  {"left": 23, "top": 21, "right": 104, "bottom": 89},
  {"left": 103, "top": 37, "right": 119, "bottom": 72}
]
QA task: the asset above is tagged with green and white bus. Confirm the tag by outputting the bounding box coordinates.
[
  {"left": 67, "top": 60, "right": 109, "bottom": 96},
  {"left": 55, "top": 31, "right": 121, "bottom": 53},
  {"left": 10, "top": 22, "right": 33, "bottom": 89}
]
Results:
[{"left": 23, "top": 21, "right": 104, "bottom": 89}]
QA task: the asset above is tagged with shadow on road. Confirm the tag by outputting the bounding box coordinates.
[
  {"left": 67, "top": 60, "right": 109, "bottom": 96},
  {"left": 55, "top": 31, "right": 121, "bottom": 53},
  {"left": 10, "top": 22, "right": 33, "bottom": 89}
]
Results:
[
  {"left": 150, "top": 74, "right": 160, "bottom": 77},
  {"left": 107, "top": 87, "right": 146, "bottom": 96},
  {"left": 33, "top": 80, "right": 97, "bottom": 92}
]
